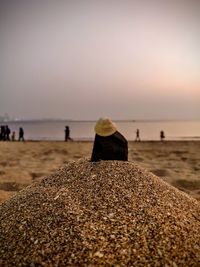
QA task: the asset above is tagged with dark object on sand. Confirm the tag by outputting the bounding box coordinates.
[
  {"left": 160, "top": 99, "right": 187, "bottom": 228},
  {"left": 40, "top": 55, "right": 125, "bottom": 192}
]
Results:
[{"left": 91, "top": 118, "right": 128, "bottom": 161}]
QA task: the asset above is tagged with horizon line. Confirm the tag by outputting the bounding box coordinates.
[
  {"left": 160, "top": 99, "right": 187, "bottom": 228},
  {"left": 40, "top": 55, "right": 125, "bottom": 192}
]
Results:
[{"left": 0, "top": 118, "right": 200, "bottom": 123}]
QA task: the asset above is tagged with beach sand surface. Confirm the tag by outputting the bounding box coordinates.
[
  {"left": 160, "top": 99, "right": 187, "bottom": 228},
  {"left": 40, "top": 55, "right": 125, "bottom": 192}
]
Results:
[
  {"left": 0, "top": 141, "right": 200, "bottom": 203},
  {"left": 1, "top": 160, "right": 200, "bottom": 266}
]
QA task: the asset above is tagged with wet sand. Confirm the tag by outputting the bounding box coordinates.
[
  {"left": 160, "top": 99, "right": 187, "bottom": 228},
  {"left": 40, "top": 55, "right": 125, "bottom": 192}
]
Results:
[{"left": 0, "top": 141, "right": 200, "bottom": 203}]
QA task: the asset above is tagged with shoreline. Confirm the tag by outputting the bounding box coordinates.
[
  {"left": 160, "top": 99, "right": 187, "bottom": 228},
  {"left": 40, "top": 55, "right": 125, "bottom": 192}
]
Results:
[
  {"left": 1, "top": 139, "right": 200, "bottom": 142},
  {"left": 1, "top": 120, "right": 200, "bottom": 142}
]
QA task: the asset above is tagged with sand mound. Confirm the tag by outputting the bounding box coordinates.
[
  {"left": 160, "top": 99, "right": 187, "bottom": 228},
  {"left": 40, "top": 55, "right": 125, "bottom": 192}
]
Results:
[{"left": 0, "top": 160, "right": 200, "bottom": 266}]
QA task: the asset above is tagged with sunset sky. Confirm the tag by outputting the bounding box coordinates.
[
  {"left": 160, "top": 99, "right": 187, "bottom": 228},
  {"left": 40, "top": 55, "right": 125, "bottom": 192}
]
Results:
[{"left": 0, "top": 0, "right": 199, "bottom": 120}]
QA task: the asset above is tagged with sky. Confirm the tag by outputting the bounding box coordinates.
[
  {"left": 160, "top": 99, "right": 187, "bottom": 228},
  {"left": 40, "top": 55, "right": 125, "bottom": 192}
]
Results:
[{"left": 0, "top": 0, "right": 199, "bottom": 120}]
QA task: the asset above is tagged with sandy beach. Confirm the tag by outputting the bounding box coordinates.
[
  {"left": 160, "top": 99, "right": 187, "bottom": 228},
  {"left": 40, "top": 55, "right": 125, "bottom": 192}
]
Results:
[{"left": 0, "top": 140, "right": 200, "bottom": 203}]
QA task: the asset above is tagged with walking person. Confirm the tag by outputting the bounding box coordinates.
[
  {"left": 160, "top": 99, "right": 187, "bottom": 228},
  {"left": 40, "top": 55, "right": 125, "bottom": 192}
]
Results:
[
  {"left": 18, "top": 127, "right": 25, "bottom": 141},
  {"left": 64, "top": 126, "right": 73, "bottom": 141},
  {"left": 135, "top": 128, "right": 141, "bottom": 141},
  {"left": 91, "top": 118, "right": 128, "bottom": 162},
  {"left": 160, "top": 130, "right": 165, "bottom": 141},
  {"left": 5, "top": 125, "right": 11, "bottom": 141},
  {"left": 0, "top": 126, "right": 6, "bottom": 141},
  {"left": 11, "top": 131, "right": 16, "bottom": 141},
  {"left": 0, "top": 126, "right": 3, "bottom": 141}
]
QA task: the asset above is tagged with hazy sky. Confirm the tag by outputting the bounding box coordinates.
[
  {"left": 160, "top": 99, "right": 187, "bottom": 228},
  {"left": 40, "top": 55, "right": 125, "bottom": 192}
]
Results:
[{"left": 0, "top": 0, "right": 199, "bottom": 120}]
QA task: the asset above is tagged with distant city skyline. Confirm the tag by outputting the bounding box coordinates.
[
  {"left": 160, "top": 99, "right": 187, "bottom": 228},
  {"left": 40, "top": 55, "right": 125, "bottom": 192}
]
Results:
[{"left": 0, "top": 1, "right": 199, "bottom": 120}]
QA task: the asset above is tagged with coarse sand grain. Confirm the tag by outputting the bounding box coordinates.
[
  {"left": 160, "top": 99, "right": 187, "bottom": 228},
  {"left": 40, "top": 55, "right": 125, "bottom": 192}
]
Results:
[{"left": 0, "top": 159, "right": 200, "bottom": 266}]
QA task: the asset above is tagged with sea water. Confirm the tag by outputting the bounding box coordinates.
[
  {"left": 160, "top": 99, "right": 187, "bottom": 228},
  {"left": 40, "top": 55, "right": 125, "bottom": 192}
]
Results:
[{"left": 1, "top": 120, "right": 200, "bottom": 141}]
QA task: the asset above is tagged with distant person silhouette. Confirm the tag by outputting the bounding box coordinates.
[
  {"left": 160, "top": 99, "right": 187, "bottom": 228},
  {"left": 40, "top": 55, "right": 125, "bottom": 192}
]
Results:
[
  {"left": 11, "top": 131, "right": 16, "bottom": 141},
  {"left": 160, "top": 130, "right": 165, "bottom": 141},
  {"left": 5, "top": 125, "right": 11, "bottom": 141},
  {"left": 64, "top": 126, "right": 72, "bottom": 141},
  {"left": 18, "top": 127, "right": 25, "bottom": 141},
  {"left": 0, "top": 126, "right": 3, "bottom": 141},
  {"left": 0, "top": 126, "right": 6, "bottom": 141},
  {"left": 135, "top": 129, "right": 141, "bottom": 141},
  {"left": 91, "top": 118, "right": 128, "bottom": 162}
]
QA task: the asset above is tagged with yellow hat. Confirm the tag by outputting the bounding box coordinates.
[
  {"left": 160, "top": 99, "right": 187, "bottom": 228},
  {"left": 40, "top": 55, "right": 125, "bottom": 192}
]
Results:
[{"left": 95, "top": 118, "right": 117, "bottom": 137}]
